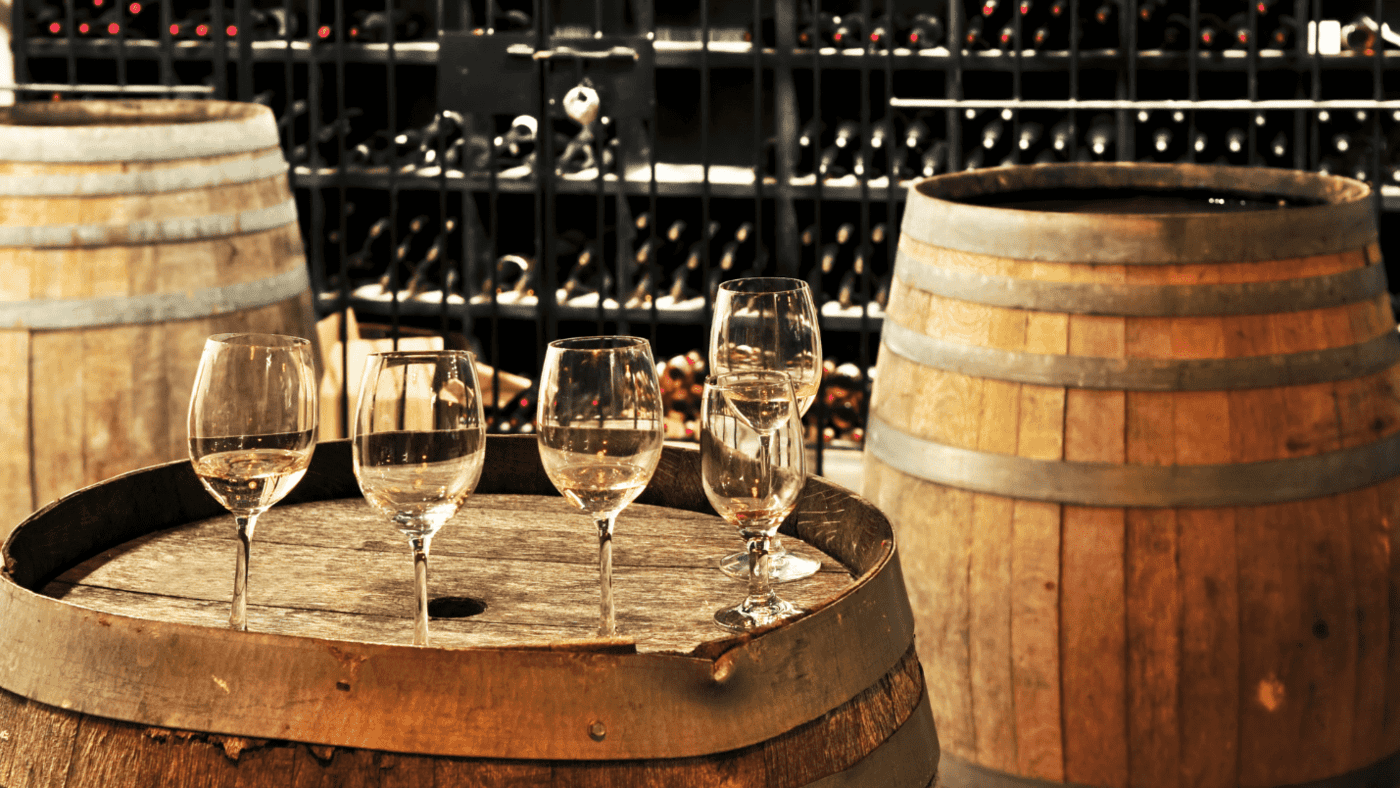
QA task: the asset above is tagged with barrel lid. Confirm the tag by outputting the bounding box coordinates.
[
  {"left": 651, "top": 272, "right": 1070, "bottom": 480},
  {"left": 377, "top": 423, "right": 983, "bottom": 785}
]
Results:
[
  {"left": 0, "top": 100, "right": 280, "bottom": 163},
  {"left": 901, "top": 162, "right": 1377, "bottom": 264}
]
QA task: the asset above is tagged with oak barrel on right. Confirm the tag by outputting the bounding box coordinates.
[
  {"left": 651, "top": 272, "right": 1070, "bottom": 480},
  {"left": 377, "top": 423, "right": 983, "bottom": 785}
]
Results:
[{"left": 864, "top": 163, "right": 1400, "bottom": 787}]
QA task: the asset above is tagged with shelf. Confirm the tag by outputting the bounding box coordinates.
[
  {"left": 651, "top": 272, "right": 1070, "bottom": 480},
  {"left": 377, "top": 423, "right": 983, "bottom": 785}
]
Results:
[
  {"left": 291, "top": 163, "right": 908, "bottom": 200},
  {"left": 22, "top": 37, "right": 439, "bottom": 64},
  {"left": 322, "top": 284, "right": 885, "bottom": 331},
  {"left": 655, "top": 40, "right": 1400, "bottom": 71},
  {"left": 24, "top": 36, "right": 1400, "bottom": 72}
]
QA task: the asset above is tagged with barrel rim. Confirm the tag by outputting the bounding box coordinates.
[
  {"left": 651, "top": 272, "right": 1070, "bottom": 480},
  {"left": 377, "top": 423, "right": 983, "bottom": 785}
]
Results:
[
  {"left": 0, "top": 99, "right": 280, "bottom": 163},
  {"left": 900, "top": 162, "right": 1377, "bottom": 263},
  {"left": 0, "top": 436, "right": 917, "bottom": 762},
  {"left": 0, "top": 99, "right": 269, "bottom": 128}
]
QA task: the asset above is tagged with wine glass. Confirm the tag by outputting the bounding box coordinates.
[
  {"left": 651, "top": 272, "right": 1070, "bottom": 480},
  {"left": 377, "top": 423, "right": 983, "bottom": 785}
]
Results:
[
  {"left": 188, "top": 333, "right": 318, "bottom": 632},
  {"left": 710, "top": 276, "right": 823, "bottom": 582},
  {"left": 537, "top": 336, "right": 664, "bottom": 637},
  {"left": 352, "top": 350, "right": 487, "bottom": 646},
  {"left": 702, "top": 371, "right": 808, "bottom": 631}
]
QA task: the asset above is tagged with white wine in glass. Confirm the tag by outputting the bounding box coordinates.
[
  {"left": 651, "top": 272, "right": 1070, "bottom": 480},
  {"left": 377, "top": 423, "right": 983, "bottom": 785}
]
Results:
[
  {"left": 188, "top": 333, "right": 318, "bottom": 632},
  {"left": 353, "top": 350, "right": 487, "bottom": 647},
  {"left": 537, "top": 336, "right": 664, "bottom": 637},
  {"left": 702, "top": 371, "right": 807, "bottom": 631},
  {"left": 710, "top": 276, "right": 823, "bottom": 583}
]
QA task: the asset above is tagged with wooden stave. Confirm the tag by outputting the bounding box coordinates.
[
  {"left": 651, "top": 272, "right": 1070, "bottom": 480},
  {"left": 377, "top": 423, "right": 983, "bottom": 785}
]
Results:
[
  {"left": 0, "top": 437, "right": 931, "bottom": 770},
  {"left": 868, "top": 163, "right": 1400, "bottom": 785},
  {"left": 0, "top": 677, "right": 936, "bottom": 788}
]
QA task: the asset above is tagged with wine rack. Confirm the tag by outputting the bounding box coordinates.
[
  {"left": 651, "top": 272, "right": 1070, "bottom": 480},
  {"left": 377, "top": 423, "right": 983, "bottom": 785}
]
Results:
[{"left": 11, "top": 0, "right": 1400, "bottom": 469}]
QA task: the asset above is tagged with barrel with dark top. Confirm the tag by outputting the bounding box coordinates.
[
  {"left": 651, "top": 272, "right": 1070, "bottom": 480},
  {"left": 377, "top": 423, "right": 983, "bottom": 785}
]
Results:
[
  {"left": 865, "top": 163, "right": 1400, "bottom": 788},
  {"left": 0, "top": 99, "right": 316, "bottom": 536},
  {"left": 0, "top": 436, "right": 937, "bottom": 786}
]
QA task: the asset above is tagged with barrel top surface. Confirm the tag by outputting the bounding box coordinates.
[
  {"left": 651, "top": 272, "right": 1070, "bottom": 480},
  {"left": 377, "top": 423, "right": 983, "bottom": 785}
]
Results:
[
  {"left": 0, "top": 437, "right": 915, "bottom": 761},
  {"left": 0, "top": 100, "right": 280, "bottom": 162},
  {"left": 901, "top": 162, "right": 1377, "bottom": 263}
]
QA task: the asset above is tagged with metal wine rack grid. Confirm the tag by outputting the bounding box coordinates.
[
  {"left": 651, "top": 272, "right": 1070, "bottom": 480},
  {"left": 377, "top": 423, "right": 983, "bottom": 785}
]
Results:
[{"left": 10, "top": 0, "right": 1400, "bottom": 471}]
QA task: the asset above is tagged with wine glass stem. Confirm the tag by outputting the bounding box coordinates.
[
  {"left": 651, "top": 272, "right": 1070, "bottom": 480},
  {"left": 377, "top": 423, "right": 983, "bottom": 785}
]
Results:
[
  {"left": 596, "top": 514, "right": 617, "bottom": 637},
  {"left": 746, "top": 534, "right": 778, "bottom": 609},
  {"left": 230, "top": 513, "right": 258, "bottom": 631},
  {"left": 754, "top": 431, "right": 788, "bottom": 561},
  {"left": 410, "top": 535, "right": 432, "bottom": 647}
]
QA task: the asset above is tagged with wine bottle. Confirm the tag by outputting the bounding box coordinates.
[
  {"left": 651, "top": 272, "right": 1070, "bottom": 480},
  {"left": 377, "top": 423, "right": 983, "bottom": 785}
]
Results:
[
  {"left": 1082, "top": 0, "right": 1120, "bottom": 49},
  {"left": 1159, "top": 12, "right": 1191, "bottom": 49},
  {"left": 1050, "top": 116, "right": 1076, "bottom": 153},
  {"left": 1224, "top": 127, "right": 1248, "bottom": 157},
  {"left": 832, "top": 12, "right": 864, "bottom": 47},
  {"left": 1224, "top": 12, "right": 1251, "bottom": 49},
  {"left": 868, "top": 15, "right": 900, "bottom": 49},
  {"left": 348, "top": 9, "right": 423, "bottom": 42},
  {"left": 962, "top": 15, "right": 994, "bottom": 50},
  {"left": 920, "top": 139, "right": 950, "bottom": 176},
  {"left": 798, "top": 11, "right": 838, "bottom": 47},
  {"left": 1016, "top": 122, "right": 1044, "bottom": 152},
  {"left": 907, "top": 12, "right": 945, "bottom": 49},
  {"left": 1267, "top": 15, "right": 1297, "bottom": 50},
  {"left": 404, "top": 220, "right": 459, "bottom": 298},
  {"left": 1197, "top": 13, "right": 1227, "bottom": 50},
  {"left": 818, "top": 142, "right": 851, "bottom": 179},
  {"left": 1086, "top": 114, "right": 1115, "bottom": 158},
  {"left": 980, "top": 117, "right": 1007, "bottom": 150}
]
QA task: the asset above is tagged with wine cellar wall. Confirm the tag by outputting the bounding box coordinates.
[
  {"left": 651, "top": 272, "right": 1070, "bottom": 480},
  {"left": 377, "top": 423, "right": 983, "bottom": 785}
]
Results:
[{"left": 10, "top": 0, "right": 1400, "bottom": 465}]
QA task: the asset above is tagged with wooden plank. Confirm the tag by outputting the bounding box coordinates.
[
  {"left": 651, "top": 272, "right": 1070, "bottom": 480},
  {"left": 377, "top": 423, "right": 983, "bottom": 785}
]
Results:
[
  {"left": 1009, "top": 499, "right": 1061, "bottom": 781},
  {"left": 1296, "top": 492, "right": 1359, "bottom": 780},
  {"left": 29, "top": 249, "right": 87, "bottom": 512},
  {"left": 1345, "top": 483, "right": 1391, "bottom": 768},
  {"left": 0, "top": 688, "right": 80, "bottom": 788},
  {"left": 1124, "top": 294, "right": 1181, "bottom": 788},
  {"left": 0, "top": 244, "right": 33, "bottom": 538},
  {"left": 1010, "top": 281, "right": 1068, "bottom": 781},
  {"left": 968, "top": 260, "right": 1024, "bottom": 773},
  {"left": 897, "top": 475, "right": 975, "bottom": 760},
  {"left": 968, "top": 492, "right": 1014, "bottom": 771},
  {"left": 45, "top": 495, "right": 851, "bottom": 655},
  {"left": 127, "top": 243, "right": 176, "bottom": 469},
  {"left": 1380, "top": 476, "right": 1400, "bottom": 754},
  {"left": 1061, "top": 263, "right": 1128, "bottom": 788}
]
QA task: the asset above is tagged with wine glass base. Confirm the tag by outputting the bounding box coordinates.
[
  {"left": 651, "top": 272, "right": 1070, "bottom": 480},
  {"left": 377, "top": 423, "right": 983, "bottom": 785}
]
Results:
[
  {"left": 714, "top": 598, "right": 804, "bottom": 632},
  {"left": 718, "top": 547, "right": 821, "bottom": 583}
]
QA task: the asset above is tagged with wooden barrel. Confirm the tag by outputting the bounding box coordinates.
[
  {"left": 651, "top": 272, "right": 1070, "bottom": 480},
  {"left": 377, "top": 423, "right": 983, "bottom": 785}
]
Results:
[
  {"left": 0, "top": 99, "right": 315, "bottom": 536},
  {"left": 864, "top": 163, "right": 1400, "bottom": 788},
  {"left": 0, "top": 435, "right": 938, "bottom": 787}
]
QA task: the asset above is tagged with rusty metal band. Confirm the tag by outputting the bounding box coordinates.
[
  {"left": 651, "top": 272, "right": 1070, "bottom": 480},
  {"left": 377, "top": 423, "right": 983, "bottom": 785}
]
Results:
[
  {"left": 899, "top": 163, "right": 1376, "bottom": 264},
  {"left": 893, "top": 250, "right": 1389, "bottom": 317},
  {"left": 0, "top": 198, "right": 298, "bottom": 248},
  {"left": 810, "top": 692, "right": 938, "bottom": 788},
  {"left": 866, "top": 415, "right": 1400, "bottom": 507},
  {"left": 0, "top": 149, "right": 288, "bottom": 196},
  {"left": 0, "top": 263, "right": 310, "bottom": 329},
  {"left": 936, "top": 752, "right": 1400, "bottom": 788},
  {"left": 879, "top": 320, "right": 1400, "bottom": 392},
  {"left": 0, "top": 102, "right": 280, "bottom": 162}
]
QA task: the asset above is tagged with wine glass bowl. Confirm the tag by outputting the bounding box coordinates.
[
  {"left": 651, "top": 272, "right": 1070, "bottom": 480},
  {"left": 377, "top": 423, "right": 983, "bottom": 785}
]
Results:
[
  {"left": 188, "top": 333, "right": 318, "bottom": 632},
  {"left": 537, "top": 336, "right": 665, "bottom": 637},
  {"left": 710, "top": 277, "right": 823, "bottom": 583},
  {"left": 710, "top": 277, "right": 823, "bottom": 413},
  {"left": 702, "top": 371, "right": 807, "bottom": 631},
  {"left": 352, "top": 350, "right": 487, "bottom": 646}
]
